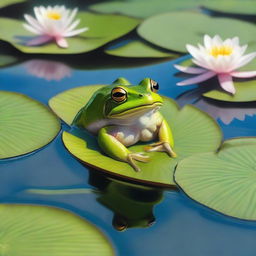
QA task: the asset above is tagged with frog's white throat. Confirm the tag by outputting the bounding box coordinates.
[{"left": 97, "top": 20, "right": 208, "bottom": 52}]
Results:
[{"left": 86, "top": 106, "right": 161, "bottom": 134}]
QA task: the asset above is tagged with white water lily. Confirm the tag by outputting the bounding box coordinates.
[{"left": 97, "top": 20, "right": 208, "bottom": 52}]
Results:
[
  {"left": 174, "top": 35, "right": 256, "bottom": 94},
  {"left": 23, "top": 5, "right": 88, "bottom": 48}
]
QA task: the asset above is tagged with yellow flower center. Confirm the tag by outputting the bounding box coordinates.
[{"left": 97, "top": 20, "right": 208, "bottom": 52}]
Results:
[
  {"left": 210, "top": 46, "right": 233, "bottom": 57},
  {"left": 47, "top": 11, "right": 62, "bottom": 20}
]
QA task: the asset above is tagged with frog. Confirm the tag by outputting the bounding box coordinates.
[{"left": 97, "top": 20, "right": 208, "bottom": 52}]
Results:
[{"left": 72, "top": 77, "right": 177, "bottom": 172}]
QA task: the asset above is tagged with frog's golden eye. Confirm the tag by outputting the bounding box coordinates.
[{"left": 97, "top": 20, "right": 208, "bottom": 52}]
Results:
[
  {"left": 150, "top": 79, "right": 159, "bottom": 93},
  {"left": 111, "top": 87, "right": 127, "bottom": 102}
]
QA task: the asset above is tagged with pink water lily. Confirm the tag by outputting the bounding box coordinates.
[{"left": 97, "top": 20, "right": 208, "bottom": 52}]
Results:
[
  {"left": 174, "top": 35, "right": 256, "bottom": 94},
  {"left": 23, "top": 5, "right": 88, "bottom": 48}
]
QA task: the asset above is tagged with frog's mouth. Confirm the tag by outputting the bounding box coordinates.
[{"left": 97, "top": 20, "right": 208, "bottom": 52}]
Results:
[{"left": 108, "top": 102, "right": 162, "bottom": 119}]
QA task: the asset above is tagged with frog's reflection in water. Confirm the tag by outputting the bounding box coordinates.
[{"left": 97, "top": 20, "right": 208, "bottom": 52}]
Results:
[{"left": 88, "top": 170, "right": 164, "bottom": 231}]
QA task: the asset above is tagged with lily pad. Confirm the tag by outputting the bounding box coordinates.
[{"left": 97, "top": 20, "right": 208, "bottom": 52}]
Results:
[
  {"left": 105, "top": 39, "right": 179, "bottom": 58},
  {"left": 220, "top": 137, "right": 256, "bottom": 150},
  {"left": 49, "top": 85, "right": 222, "bottom": 187},
  {"left": 203, "top": 80, "right": 256, "bottom": 102},
  {"left": 90, "top": 0, "right": 199, "bottom": 19},
  {"left": 138, "top": 12, "right": 256, "bottom": 53},
  {"left": 90, "top": 0, "right": 256, "bottom": 18},
  {"left": 0, "top": 12, "right": 139, "bottom": 54},
  {"left": 0, "top": 0, "right": 25, "bottom": 8},
  {"left": 175, "top": 143, "right": 256, "bottom": 220},
  {"left": 0, "top": 91, "right": 60, "bottom": 159},
  {"left": 0, "top": 204, "right": 114, "bottom": 255},
  {"left": 204, "top": 0, "right": 256, "bottom": 15}
]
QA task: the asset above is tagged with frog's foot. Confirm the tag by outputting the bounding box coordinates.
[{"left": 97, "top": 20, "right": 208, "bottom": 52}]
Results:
[
  {"left": 144, "top": 142, "right": 177, "bottom": 158},
  {"left": 127, "top": 153, "right": 150, "bottom": 172}
]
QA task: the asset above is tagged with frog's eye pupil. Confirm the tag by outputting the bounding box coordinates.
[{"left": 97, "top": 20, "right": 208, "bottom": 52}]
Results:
[
  {"left": 113, "top": 92, "right": 124, "bottom": 97},
  {"left": 150, "top": 79, "right": 159, "bottom": 92},
  {"left": 111, "top": 87, "right": 127, "bottom": 102}
]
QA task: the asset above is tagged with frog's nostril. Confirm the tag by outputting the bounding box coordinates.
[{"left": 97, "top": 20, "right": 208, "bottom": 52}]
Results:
[{"left": 139, "top": 94, "right": 143, "bottom": 97}]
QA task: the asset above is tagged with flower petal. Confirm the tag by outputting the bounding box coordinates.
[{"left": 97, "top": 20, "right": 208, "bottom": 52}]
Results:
[
  {"left": 64, "top": 27, "right": 88, "bottom": 37},
  {"left": 65, "top": 8, "right": 78, "bottom": 28},
  {"left": 65, "top": 19, "right": 80, "bottom": 33},
  {"left": 24, "top": 14, "right": 43, "bottom": 32},
  {"left": 204, "top": 34, "right": 213, "bottom": 49},
  {"left": 56, "top": 37, "right": 68, "bottom": 48},
  {"left": 218, "top": 74, "right": 236, "bottom": 94},
  {"left": 177, "top": 71, "right": 216, "bottom": 86},
  {"left": 23, "top": 23, "right": 40, "bottom": 35},
  {"left": 232, "top": 52, "right": 256, "bottom": 70},
  {"left": 26, "top": 35, "right": 53, "bottom": 46},
  {"left": 231, "top": 71, "right": 256, "bottom": 78},
  {"left": 173, "top": 64, "right": 207, "bottom": 74}
]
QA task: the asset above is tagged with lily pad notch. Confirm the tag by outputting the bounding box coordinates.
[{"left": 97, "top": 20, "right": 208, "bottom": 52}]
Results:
[{"left": 175, "top": 138, "right": 256, "bottom": 221}]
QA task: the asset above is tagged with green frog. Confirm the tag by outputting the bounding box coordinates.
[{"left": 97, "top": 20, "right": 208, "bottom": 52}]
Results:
[{"left": 73, "top": 78, "right": 176, "bottom": 172}]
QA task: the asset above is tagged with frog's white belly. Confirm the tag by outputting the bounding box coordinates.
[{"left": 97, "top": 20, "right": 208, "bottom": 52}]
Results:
[{"left": 109, "top": 111, "right": 163, "bottom": 146}]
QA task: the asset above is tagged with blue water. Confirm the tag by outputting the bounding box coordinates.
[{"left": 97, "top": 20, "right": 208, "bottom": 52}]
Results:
[{"left": 1, "top": 57, "right": 256, "bottom": 256}]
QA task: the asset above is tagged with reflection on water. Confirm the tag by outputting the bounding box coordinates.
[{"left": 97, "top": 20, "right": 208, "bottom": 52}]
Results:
[
  {"left": 177, "top": 88, "right": 256, "bottom": 125},
  {"left": 24, "top": 59, "right": 72, "bottom": 81},
  {"left": 89, "top": 171, "right": 163, "bottom": 231}
]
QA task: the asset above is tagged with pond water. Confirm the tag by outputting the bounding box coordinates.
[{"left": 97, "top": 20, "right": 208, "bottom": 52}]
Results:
[{"left": 1, "top": 55, "right": 256, "bottom": 256}]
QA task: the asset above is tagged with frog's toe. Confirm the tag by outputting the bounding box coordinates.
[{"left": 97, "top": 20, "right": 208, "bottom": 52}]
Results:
[
  {"left": 127, "top": 153, "right": 150, "bottom": 172},
  {"left": 145, "top": 142, "right": 177, "bottom": 158}
]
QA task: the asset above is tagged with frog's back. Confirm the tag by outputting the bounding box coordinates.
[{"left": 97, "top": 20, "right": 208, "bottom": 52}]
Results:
[{"left": 72, "top": 85, "right": 114, "bottom": 132}]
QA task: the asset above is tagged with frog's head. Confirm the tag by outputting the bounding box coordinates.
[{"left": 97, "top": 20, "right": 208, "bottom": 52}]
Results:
[{"left": 105, "top": 77, "right": 163, "bottom": 119}]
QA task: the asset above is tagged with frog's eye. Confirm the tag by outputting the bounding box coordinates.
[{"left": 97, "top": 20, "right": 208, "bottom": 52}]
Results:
[
  {"left": 111, "top": 87, "right": 127, "bottom": 102},
  {"left": 150, "top": 79, "right": 159, "bottom": 93}
]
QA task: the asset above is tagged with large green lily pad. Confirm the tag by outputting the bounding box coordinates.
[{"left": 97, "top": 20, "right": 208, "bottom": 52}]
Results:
[
  {"left": 90, "top": 0, "right": 256, "bottom": 18},
  {"left": 0, "top": 0, "right": 25, "bottom": 8},
  {"left": 105, "top": 39, "right": 179, "bottom": 58},
  {"left": 138, "top": 12, "right": 256, "bottom": 53},
  {"left": 0, "top": 12, "right": 139, "bottom": 54},
  {"left": 49, "top": 85, "right": 222, "bottom": 187},
  {"left": 204, "top": 0, "right": 256, "bottom": 15},
  {"left": 220, "top": 137, "right": 256, "bottom": 150},
  {"left": 0, "top": 91, "right": 60, "bottom": 159},
  {"left": 175, "top": 143, "right": 256, "bottom": 220},
  {"left": 0, "top": 204, "right": 114, "bottom": 255},
  {"left": 90, "top": 0, "right": 199, "bottom": 19}
]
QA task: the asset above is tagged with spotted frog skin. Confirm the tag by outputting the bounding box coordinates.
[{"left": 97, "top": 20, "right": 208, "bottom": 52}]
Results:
[{"left": 73, "top": 78, "right": 176, "bottom": 172}]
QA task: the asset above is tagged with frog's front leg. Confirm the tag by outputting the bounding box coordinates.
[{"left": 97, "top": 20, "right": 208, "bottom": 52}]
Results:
[
  {"left": 98, "top": 126, "right": 150, "bottom": 172},
  {"left": 145, "top": 119, "right": 177, "bottom": 157}
]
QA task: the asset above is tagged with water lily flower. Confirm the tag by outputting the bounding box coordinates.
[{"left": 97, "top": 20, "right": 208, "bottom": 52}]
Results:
[
  {"left": 174, "top": 35, "right": 256, "bottom": 94},
  {"left": 23, "top": 5, "right": 88, "bottom": 48}
]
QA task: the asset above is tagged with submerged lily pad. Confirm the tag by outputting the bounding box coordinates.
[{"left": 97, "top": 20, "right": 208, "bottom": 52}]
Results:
[
  {"left": 175, "top": 143, "right": 256, "bottom": 220},
  {"left": 0, "top": 12, "right": 139, "bottom": 54},
  {"left": 0, "top": 0, "right": 25, "bottom": 8},
  {"left": 138, "top": 12, "right": 256, "bottom": 53},
  {"left": 49, "top": 85, "right": 222, "bottom": 187},
  {"left": 0, "top": 204, "right": 114, "bottom": 255},
  {"left": 105, "top": 39, "right": 179, "bottom": 58},
  {"left": 90, "top": 0, "right": 256, "bottom": 18},
  {"left": 0, "top": 54, "right": 18, "bottom": 67},
  {"left": 0, "top": 91, "right": 60, "bottom": 159}
]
